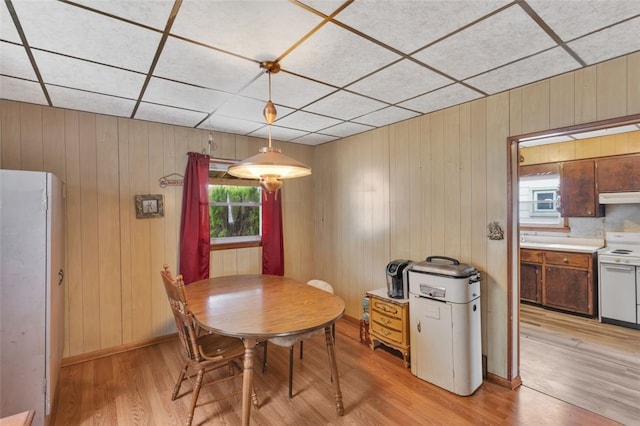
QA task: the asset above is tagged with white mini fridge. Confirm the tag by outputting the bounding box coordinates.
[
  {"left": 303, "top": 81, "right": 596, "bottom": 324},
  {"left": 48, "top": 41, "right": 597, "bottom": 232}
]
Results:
[{"left": 0, "top": 170, "right": 65, "bottom": 425}]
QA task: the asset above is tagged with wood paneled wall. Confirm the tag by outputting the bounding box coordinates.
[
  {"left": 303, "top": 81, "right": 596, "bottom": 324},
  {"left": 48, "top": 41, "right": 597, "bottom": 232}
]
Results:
[
  {"left": 0, "top": 104, "right": 314, "bottom": 357},
  {"left": 521, "top": 130, "right": 640, "bottom": 165},
  {"left": 1, "top": 51, "right": 639, "bottom": 381},
  {"left": 313, "top": 52, "right": 640, "bottom": 380}
]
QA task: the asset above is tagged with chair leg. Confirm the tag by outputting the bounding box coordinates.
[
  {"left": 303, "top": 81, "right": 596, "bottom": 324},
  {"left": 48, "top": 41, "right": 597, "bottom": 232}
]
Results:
[
  {"left": 262, "top": 341, "right": 268, "bottom": 373},
  {"left": 186, "top": 369, "right": 205, "bottom": 426},
  {"left": 172, "top": 364, "right": 189, "bottom": 400},
  {"left": 288, "top": 345, "right": 294, "bottom": 398}
]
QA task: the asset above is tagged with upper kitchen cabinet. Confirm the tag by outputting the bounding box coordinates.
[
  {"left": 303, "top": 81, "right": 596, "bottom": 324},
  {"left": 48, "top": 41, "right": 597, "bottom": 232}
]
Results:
[
  {"left": 560, "top": 159, "right": 604, "bottom": 218},
  {"left": 597, "top": 154, "right": 640, "bottom": 192}
]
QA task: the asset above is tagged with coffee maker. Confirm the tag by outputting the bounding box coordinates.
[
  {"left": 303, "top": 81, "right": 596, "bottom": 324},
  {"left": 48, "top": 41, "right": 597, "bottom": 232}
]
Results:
[{"left": 386, "top": 259, "right": 412, "bottom": 299}]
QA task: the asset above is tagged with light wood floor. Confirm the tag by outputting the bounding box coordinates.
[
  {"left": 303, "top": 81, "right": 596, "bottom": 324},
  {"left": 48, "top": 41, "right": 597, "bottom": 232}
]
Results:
[
  {"left": 520, "top": 303, "right": 640, "bottom": 426},
  {"left": 53, "top": 318, "right": 620, "bottom": 426}
]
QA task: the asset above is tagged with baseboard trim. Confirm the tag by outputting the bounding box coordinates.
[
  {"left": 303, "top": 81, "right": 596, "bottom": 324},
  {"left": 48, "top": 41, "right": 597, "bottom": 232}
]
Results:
[
  {"left": 486, "top": 372, "right": 522, "bottom": 390},
  {"left": 61, "top": 333, "right": 177, "bottom": 367}
]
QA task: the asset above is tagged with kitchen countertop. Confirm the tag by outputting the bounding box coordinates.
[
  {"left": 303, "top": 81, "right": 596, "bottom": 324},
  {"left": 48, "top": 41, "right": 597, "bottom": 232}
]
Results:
[{"left": 520, "top": 236, "right": 604, "bottom": 253}]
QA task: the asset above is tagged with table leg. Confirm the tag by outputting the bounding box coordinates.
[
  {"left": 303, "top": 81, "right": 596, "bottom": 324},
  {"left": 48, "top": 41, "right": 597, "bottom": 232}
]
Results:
[
  {"left": 325, "top": 325, "right": 344, "bottom": 416},
  {"left": 242, "top": 337, "right": 257, "bottom": 426}
]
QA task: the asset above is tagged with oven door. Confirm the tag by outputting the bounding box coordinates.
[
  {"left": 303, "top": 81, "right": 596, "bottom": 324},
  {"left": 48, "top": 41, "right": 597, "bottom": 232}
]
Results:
[{"left": 599, "top": 262, "right": 637, "bottom": 324}]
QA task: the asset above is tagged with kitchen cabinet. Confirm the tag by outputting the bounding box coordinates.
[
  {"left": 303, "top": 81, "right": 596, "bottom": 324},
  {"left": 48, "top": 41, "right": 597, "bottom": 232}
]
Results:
[
  {"left": 560, "top": 159, "right": 604, "bottom": 217},
  {"left": 520, "top": 249, "right": 543, "bottom": 303},
  {"left": 367, "top": 288, "right": 410, "bottom": 368},
  {"left": 519, "top": 249, "right": 597, "bottom": 316},
  {"left": 597, "top": 154, "right": 640, "bottom": 192}
]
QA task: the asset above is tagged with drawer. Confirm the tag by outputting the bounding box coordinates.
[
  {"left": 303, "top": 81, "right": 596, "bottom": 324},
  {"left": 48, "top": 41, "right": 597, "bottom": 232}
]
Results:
[
  {"left": 370, "top": 309, "right": 403, "bottom": 331},
  {"left": 520, "top": 249, "right": 543, "bottom": 263},
  {"left": 370, "top": 299, "right": 402, "bottom": 319},
  {"left": 370, "top": 320, "right": 404, "bottom": 344},
  {"left": 544, "top": 251, "right": 590, "bottom": 268}
]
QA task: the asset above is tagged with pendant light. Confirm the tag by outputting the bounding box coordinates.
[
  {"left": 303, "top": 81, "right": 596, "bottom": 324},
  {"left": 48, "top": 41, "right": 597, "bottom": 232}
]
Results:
[{"left": 227, "top": 61, "right": 312, "bottom": 192}]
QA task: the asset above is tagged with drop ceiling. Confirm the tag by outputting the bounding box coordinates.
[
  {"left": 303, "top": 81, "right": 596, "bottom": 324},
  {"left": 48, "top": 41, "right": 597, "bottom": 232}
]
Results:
[{"left": 2, "top": 0, "right": 640, "bottom": 146}]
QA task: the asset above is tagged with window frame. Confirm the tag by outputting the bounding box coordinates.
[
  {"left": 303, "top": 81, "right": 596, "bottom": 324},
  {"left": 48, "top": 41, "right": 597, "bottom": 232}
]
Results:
[{"left": 530, "top": 188, "right": 559, "bottom": 215}]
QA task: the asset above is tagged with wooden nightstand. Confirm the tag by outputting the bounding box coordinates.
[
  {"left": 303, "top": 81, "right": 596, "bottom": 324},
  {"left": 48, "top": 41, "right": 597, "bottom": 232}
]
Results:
[{"left": 367, "top": 288, "right": 410, "bottom": 368}]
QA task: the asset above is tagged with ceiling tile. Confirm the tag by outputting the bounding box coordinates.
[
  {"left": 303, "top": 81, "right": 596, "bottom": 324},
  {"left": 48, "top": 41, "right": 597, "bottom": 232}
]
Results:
[
  {"left": 1, "top": 1, "right": 21, "bottom": 43},
  {"left": 526, "top": 0, "right": 640, "bottom": 41},
  {"left": 465, "top": 47, "right": 581, "bottom": 95},
  {"left": 347, "top": 59, "right": 453, "bottom": 104},
  {"left": 33, "top": 50, "right": 145, "bottom": 99},
  {"left": 0, "top": 76, "right": 47, "bottom": 105},
  {"left": 199, "top": 115, "right": 264, "bottom": 136},
  {"left": 172, "top": 0, "right": 323, "bottom": 61},
  {"left": 154, "top": 36, "right": 258, "bottom": 93},
  {"left": 292, "top": 133, "right": 339, "bottom": 145},
  {"left": 240, "top": 71, "right": 336, "bottom": 109},
  {"left": 321, "top": 121, "right": 375, "bottom": 138},
  {"left": 0, "top": 41, "right": 37, "bottom": 80},
  {"left": 71, "top": 0, "right": 175, "bottom": 31},
  {"left": 143, "top": 77, "right": 233, "bottom": 113},
  {"left": 274, "top": 110, "right": 342, "bottom": 133},
  {"left": 568, "top": 17, "right": 640, "bottom": 65},
  {"left": 11, "top": 1, "right": 161, "bottom": 72},
  {"left": 412, "top": 5, "right": 556, "bottom": 80},
  {"left": 306, "top": 90, "right": 387, "bottom": 120},
  {"left": 331, "top": 0, "right": 511, "bottom": 54},
  {"left": 249, "top": 125, "right": 308, "bottom": 142},
  {"left": 135, "top": 102, "right": 208, "bottom": 128},
  {"left": 398, "top": 84, "right": 483, "bottom": 114},
  {"left": 281, "top": 21, "right": 400, "bottom": 87},
  {"left": 47, "top": 85, "right": 136, "bottom": 117},
  {"left": 353, "top": 106, "right": 419, "bottom": 127}
]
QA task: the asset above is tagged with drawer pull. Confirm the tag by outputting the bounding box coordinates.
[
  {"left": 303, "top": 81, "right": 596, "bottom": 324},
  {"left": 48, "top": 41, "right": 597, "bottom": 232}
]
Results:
[
  {"left": 563, "top": 258, "right": 568, "bottom": 263},
  {"left": 374, "top": 302, "right": 398, "bottom": 315}
]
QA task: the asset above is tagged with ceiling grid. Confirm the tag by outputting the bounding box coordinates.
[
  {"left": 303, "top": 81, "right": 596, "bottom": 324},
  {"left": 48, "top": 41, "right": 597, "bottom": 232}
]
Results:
[{"left": 1, "top": 0, "right": 639, "bottom": 145}]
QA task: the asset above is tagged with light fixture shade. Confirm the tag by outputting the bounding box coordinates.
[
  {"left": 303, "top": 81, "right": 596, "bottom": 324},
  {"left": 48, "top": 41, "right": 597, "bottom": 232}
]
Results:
[{"left": 228, "top": 146, "right": 312, "bottom": 180}]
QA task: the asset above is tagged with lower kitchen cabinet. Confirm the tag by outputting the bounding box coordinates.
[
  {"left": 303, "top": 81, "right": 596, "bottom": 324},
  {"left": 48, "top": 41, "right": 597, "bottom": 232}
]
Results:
[
  {"left": 520, "top": 249, "right": 597, "bottom": 316},
  {"left": 367, "top": 288, "right": 410, "bottom": 368},
  {"left": 520, "top": 263, "right": 542, "bottom": 303}
]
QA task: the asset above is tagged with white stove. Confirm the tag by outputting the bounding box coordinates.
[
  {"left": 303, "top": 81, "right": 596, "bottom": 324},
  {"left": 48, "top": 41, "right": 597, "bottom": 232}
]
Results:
[
  {"left": 598, "top": 232, "right": 640, "bottom": 328},
  {"left": 598, "top": 232, "right": 640, "bottom": 265}
]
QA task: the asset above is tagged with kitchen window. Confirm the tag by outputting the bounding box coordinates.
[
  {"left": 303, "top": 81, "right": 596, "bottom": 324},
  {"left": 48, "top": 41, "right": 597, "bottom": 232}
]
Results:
[
  {"left": 531, "top": 189, "right": 558, "bottom": 214},
  {"left": 209, "top": 183, "right": 262, "bottom": 248},
  {"left": 519, "top": 175, "right": 562, "bottom": 226}
]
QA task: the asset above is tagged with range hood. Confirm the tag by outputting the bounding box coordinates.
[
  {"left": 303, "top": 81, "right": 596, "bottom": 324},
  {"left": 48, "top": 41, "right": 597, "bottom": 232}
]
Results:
[{"left": 599, "top": 191, "right": 640, "bottom": 204}]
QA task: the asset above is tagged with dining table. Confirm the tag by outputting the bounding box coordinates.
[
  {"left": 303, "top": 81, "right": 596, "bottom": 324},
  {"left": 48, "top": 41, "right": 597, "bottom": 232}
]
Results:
[{"left": 185, "top": 274, "right": 346, "bottom": 425}]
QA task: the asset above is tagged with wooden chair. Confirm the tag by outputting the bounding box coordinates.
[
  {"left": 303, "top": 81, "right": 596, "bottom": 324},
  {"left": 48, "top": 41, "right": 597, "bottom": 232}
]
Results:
[
  {"left": 160, "top": 265, "right": 258, "bottom": 426},
  {"left": 263, "top": 279, "right": 335, "bottom": 398}
]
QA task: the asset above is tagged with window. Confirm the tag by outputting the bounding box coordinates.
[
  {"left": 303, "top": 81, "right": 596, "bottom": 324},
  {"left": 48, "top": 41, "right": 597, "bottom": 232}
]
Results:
[
  {"left": 519, "top": 175, "right": 562, "bottom": 226},
  {"left": 532, "top": 189, "right": 558, "bottom": 213},
  {"left": 209, "top": 183, "right": 262, "bottom": 246}
]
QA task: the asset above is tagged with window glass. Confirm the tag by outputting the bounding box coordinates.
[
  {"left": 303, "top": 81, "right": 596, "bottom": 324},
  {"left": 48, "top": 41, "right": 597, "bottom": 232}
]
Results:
[{"left": 209, "top": 184, "right": 261, "bottom": 244}]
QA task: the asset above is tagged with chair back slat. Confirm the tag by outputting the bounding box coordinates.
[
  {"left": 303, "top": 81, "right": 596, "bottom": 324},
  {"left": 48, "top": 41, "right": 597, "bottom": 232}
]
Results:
[{"left": 161, "top": 265, "right": 203, "bottom": 362}]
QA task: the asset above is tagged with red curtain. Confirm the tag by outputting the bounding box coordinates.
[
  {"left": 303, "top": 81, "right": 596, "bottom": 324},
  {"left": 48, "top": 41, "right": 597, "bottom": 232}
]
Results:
[
  {"left": 179, "top": 152, "right": 210, "bottom": 284},
  {"left": 261, "top": 191, "right": 284, "bottom": 275}
]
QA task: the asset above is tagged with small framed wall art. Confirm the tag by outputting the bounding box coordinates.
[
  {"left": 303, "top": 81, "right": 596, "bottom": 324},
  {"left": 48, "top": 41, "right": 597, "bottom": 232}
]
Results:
[{"left": 135, "top": 194, "right": 164, "bottom": 219}]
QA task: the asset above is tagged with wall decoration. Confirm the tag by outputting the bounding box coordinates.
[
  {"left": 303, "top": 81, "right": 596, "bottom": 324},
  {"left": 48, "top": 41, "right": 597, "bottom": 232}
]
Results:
[
  {"left": 487, "top": 221, "right": 504, "bottom": 240},
  {"left": 135, "top": 194, "right": 164, "bottom": 219}
]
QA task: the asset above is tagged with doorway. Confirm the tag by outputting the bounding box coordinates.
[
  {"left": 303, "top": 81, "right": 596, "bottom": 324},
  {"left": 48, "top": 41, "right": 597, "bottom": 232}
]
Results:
[{"left": 510, "top": 116, "right": 640, "bottom": 424}]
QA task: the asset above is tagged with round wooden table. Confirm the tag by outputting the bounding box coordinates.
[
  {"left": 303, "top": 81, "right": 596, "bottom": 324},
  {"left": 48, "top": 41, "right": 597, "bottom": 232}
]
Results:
[{"left": 185, "top": 274, "right": 346, "bottom": 425}]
